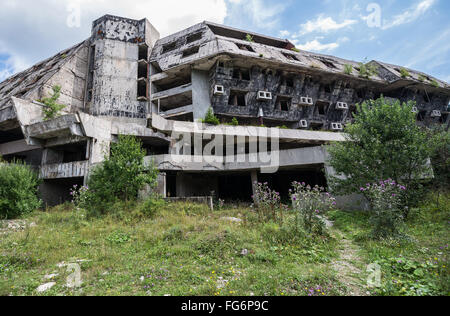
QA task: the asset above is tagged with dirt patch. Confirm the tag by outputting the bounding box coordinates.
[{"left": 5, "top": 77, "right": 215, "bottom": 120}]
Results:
[{"left": 331, "top": 230, "right": 368, "bottom": 296}]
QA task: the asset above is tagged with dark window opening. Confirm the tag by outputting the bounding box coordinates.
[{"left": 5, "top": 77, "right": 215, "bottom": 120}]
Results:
[
  {"left": 282, "top": 53, "right": 299, "bottom": 61},
  {"left": 357, "top": 90, "right": 364, "bottom": 99},
  {"left": 86, "top": 45, "right": 95, "bottom": 103},
  {"left": 138, "top": 45, "right": 148, "bottom": 60},
  {"left": 324, "top": 85, "right": 332, "bottom": 93},
  {"left": 0, "top": 128, "right": 24, "bottom": 144},
  {"left": 276, "top": 96, "right": 291, "bottom": 111},
  {"left": 182, "top": 46, "right": 200, "bottom": 58},
  {"left": 186, "top": 32, "right": 203, "bottom": 44},
  {"left": 232, "top": 68, "right": 250, "bottom": 81},
  {"left": 319, "top": 59, "right": 337, "bottom": 69},
  {"left": 162, "top": 42, "right": 177, "bottom": 54},
  {"left": 284, "top": 77, "right": 294, "bottom": 88},
  {"left": 440, "top": 113, "right": 449, "bottom": 124},
  {"left": 316, "top": 101, "right": 329, "bottom": 116},
  {"left": 418, "top": 110, "right": 427, "bottom": 121},
  {"left": 138, "top": 64, "right": 148, "bottom": 79},
  {"left": 228, "top": 91, "right": 247, "bottom": 107},
  {"left": 236, "top": 43, "right": 255, "bottom": 52},
  {"left": 138, "top": 80, "right": 148, "bottom": 99}
]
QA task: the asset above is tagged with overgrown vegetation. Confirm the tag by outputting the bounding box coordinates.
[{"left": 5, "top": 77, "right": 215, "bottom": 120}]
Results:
[
  {"left": 245, "top": 34, "right": 254, "bottom": 43},
  {"left": 329, "top": 191, "right": 450, "bottom": 296},
  {"left": 39, "top": 85, "right": 66, "bottom": 121},
  {"left": 328, "top": 97, "right": 444, "bottom": 212},
  {"left": 400, "top": 68, "right": 410, "bottom": 78},
  {"left": 290, "top": 182, "right": 336, "bottom": 236},
  {"left": 431, "top": 79, "right": 440, "bottom": 88},
  {"left": 72, "top": 135, "right": 159, "bottom": 216},
  {"left": 0, "top": 159, "right": 42, "bottom": 219},
  {"left": 358, "top": 62, "right": 378, "bottom": 79},
  {"left": 344, "top": 64, "right": 353, "bottom": 75},
  {"left": 0, "top": 201, "right": 346, "bottom": 296},
  {"left": 201, "top": 107, "right": 220, "bottom": 125}
]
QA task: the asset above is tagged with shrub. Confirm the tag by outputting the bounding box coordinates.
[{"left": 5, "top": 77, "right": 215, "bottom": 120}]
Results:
[
  {"left": 344, "top": 64, "right": 353, "bottom": 75},
  {"left": 202, "top": 107, "right": 220, "bottom": 125},
  {"left": 0, "top": 160, "right": 42, "bottom": 219},
  {"left": 327, "top": 97, "right": 442, "bottom": 213},
  {"left": 358, "top": 62, "right": 378, "bottom": 78},
  {"left": 290, "top": 182, "right": 336, "bottom": 236},
  {"left": 231, "top": 117, "right": 239, "bottom": 126},
  {"left": 360, "top": 180, "right": 407, "bottom": 238},
  {"left": 79, "top": 135, "right": 159, "bottom": 215},
  {"left": 251, "top": 182, "right": 283, "bottom": 223},
  {"left": 399, "top": 68, "right": 410, "bottom": 78},
  {"left": 39, "top": 85, "right": 66, "bottom": 121},
  {"left": 245, "top": 34, "right": 254, "bottom": 42}
]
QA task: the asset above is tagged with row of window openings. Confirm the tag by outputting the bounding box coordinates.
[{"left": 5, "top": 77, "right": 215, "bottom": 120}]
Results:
[
  {"left": 227, "top": 92, "right": 331, "bottom": 114},
  {"left": 162, "top": 33, "right": 203, "bottom": 54}
]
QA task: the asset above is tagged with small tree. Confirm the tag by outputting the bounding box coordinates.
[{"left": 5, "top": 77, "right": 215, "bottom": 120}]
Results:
[
  {"left": 40, "top": 85, "right": 66, "bottom": 121},
  {"left": 86, "top": 135, "right": 158, "bottom": 213},
  {"left": 202, "top": 107, "right": 220, "bottom": 125},
  {"left": 327, "top": 97, "right": 440, "bottom": 214}
]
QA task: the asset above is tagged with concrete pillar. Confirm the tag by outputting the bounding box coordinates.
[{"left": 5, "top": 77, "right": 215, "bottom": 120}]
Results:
[
  {"left": 251, "top": 170, "right": 258, "bottom": 197},
  {"left": 192, "top": 69, "right": 211, "bottom": 121}
]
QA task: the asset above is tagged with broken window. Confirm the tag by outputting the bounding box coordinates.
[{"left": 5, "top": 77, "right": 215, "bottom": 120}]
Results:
[
  {"left": 417, "top": 110, "right": 427, "bottom": 122},
  {"left": 319, "top": 58, "right": 337, "bottom": 69},
  {"left": 276, "top": 96, "right": 292, "bottom": 111},
  {"left": 228, "top": 90, "right": 247, "bottom": 107},
  {"left": 232, "top": 68, "right": 251, "bottom": 81},
  {"left": 282, "top": 53, "right": 299, "bottom": 62},
  {"left": 316, "top": 101, "right": 329, "bottom": 116},
  {"left": 162, "top": 41, "right": 177, "bottom": 54},
  {"left": 138, "top": 44, "right": 148, "bottom": 60},
  {"left": 137, "top": 79, "right": 148, "bottom": 100},
  {"left": 236, "top": 43, "right": 255, "bottom": 52},
  {"left": 182, "top": 46, "right": 200, "bottom": 58},
  {"left": 186, "top": 32, "right": 203, "bottom": 44},
  {"left": 86, "top": 45, "right": 96, "bottom": 103}
]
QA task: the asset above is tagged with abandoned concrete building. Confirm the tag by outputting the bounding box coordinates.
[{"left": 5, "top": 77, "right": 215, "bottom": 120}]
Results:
[{"left": 0, "top": 15, "right": 449, "bottom": 205}]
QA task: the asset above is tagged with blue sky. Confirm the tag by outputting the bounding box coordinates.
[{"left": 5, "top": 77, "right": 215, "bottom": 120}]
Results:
[{"left": 0, "top": 0, "right": 449, "bottom": 83}]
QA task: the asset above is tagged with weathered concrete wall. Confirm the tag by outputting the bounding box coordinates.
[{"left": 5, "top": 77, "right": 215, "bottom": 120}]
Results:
[{"left": 191, "top": 70, "right": 211, "bottom": 121}]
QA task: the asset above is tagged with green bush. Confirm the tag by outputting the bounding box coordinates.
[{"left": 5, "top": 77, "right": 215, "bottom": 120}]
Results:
[
  {"left": 0, "top": 160, "right": 42, "bottom": 219},
  {"left": 79, "top": 135, "right": 159, "bottom": 216},
  {"left": 202, "top": 107, "right": 220, "bottom": 125},
  {"left": 327, "top": 97, "right": 443, "bottom": 214},
  {"left": 39, "top": 85, "right": 66, "bottom": 121}
]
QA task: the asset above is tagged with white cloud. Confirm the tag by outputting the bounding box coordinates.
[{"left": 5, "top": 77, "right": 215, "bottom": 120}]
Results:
[
  {"left": 279, "top": 30, "right": 291, "bottom": 38},
  {"left": 298, "top": 15, "right": 358, "bottom": 35},
  {"left": 0, "top": 0, "right": 228, "bottom": 79},
  {"left": 382, "top": 0, "right": 436, "bottom": 30},
  {"left": 226, "top": 0, "right": 287, "bottom": 30},
  {"left": 296, "top": 39, "right": 339, "bottom": 52}
]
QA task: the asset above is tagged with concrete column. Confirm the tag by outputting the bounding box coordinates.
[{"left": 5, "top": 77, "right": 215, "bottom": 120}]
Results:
[
  {"left": 251, "top": 170, "right": 258, "bottom": 197},
  {"left": 192, "top": 69, "right": 211, "bottom": 121}
]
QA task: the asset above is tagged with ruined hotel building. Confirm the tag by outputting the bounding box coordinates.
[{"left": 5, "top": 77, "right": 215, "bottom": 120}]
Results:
[{"left": 0, "top": 15, "right": 449, "bottom": 205}]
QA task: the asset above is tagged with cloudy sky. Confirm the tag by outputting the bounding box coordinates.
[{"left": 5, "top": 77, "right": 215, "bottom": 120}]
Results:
[{"left": 0, "top": 0, "right": 449, "bottom": 83}]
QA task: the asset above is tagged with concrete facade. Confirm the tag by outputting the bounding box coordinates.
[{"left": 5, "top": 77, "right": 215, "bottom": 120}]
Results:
[{"left": 0, "top": 15, "right": 449, "bottom": 205}]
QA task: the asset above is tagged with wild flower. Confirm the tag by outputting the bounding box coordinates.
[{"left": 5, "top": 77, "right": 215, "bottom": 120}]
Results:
[{"left": 290, "top": 181, "right": 336, "bottom": 236}]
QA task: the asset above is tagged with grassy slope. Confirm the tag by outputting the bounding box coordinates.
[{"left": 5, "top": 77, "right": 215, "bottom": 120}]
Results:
[
  {"left": 1, "top": 193, "right": 448, "bottom": 297},
  {"left": 0, "top": 202, "right": 345, "bottom": 297}
]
